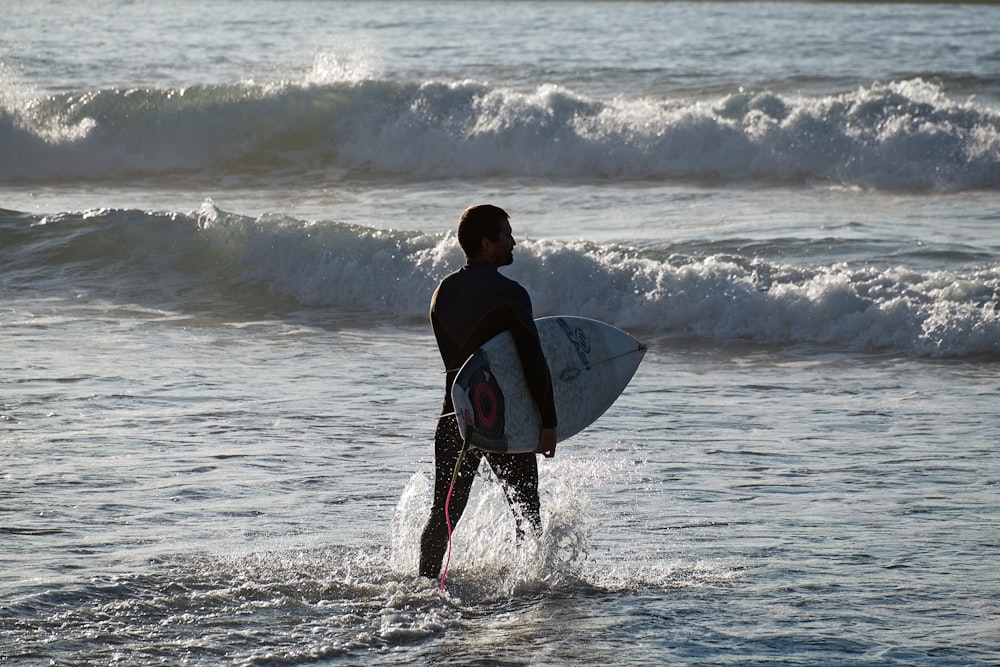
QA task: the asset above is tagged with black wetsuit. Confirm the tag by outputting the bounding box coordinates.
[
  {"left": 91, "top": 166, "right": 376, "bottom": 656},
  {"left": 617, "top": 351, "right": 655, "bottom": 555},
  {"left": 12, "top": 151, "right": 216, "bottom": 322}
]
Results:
[{"left": 419, "top": 261, "right": 557, "bottom": 579}]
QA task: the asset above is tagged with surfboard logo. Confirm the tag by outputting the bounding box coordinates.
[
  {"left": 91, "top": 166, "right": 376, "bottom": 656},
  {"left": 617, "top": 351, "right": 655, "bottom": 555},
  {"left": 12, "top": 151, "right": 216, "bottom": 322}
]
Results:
[
  {"left": 468, "top": 367, "right": 505, "bottom": 440},
  {"left": 557, "top": 318, "right": 592, "bottom": 370},
  {"left": 559, "top": 366, "right": 581, "bottom": 382}
]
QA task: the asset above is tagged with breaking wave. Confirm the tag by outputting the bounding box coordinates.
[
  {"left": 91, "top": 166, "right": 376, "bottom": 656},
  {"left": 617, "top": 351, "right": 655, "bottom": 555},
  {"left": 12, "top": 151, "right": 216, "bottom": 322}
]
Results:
[
  {"left": 2, "top": 77, "right": 998, "bottom": 191},
  {"left": 2, "top": 203, "right": 997, "bottom": 357}
]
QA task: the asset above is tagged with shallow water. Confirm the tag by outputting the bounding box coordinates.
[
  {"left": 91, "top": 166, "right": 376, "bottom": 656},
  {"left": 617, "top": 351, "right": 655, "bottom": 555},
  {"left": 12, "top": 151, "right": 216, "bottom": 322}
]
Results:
[
  {"left": 3, "top": 1, "right": 999, "bottom": 664},
  {"left": 4, "top": 301, "right": 998, "bottom": 664}
]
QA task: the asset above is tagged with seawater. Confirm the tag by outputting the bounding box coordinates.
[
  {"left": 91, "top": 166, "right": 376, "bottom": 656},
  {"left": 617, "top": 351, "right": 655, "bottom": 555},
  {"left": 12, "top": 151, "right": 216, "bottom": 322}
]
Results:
[{"left": 2, "top": 1, "right": 999, "bottom": 665}]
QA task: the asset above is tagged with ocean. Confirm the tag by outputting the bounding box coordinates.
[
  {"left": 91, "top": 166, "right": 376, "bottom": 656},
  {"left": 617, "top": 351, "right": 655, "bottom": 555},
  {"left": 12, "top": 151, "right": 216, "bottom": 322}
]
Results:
[{"left": 2, "top": 1, "right": 999, "bottom": 664}]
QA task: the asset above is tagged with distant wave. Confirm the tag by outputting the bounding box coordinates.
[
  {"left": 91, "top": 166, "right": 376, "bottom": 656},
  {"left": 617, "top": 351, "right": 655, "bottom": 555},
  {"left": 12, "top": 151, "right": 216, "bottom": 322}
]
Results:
[
  {"left": 3, "top": 204, "right": 998, "bottom": 358},
  {"left": 1, "top": 77, "right": 998, "bottom": 191}
]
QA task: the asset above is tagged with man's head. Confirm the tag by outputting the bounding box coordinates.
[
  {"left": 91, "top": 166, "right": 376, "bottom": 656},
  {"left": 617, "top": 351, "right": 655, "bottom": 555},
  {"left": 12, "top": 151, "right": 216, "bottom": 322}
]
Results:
[{"left": 457, "top": 204, "right": 515, "bottom": 266}]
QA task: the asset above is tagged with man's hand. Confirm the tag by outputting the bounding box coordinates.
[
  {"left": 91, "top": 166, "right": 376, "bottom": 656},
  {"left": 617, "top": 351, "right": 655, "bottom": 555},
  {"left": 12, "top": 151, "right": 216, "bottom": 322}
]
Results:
[{"left": 535, "top": 427, "right": 557, "bottom": 458}]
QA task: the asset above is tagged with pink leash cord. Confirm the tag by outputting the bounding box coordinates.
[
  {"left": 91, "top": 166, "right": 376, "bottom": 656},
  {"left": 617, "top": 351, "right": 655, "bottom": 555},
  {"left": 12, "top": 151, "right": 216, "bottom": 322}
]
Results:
[{"left": 439, "top": 436, "right": 470, "bottom": 592}]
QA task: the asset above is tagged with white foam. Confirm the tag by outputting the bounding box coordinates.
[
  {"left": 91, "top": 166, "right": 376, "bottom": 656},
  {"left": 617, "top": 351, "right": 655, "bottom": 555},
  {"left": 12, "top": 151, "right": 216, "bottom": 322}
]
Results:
[
  {"left": 388, "top": 452, "right": 745, "bottom": 602},
  {"left": 2, "top": 77, "right": 997, "bottom": 191},
  {"left": 8, "top": 204, "right": 999, "bottom": 357}
]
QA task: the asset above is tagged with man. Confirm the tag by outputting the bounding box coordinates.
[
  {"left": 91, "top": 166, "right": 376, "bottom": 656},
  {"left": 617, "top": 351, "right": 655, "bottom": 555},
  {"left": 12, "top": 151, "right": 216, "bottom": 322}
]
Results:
[{"left": 419, "top": 204, "right": 558, "bottom": 580}]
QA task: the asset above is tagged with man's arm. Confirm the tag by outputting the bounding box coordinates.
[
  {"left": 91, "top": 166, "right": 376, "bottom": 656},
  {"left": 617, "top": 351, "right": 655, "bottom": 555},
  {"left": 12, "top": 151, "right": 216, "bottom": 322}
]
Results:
[{"left": 504, "top": 303, "right": 558, "bottom": 455}]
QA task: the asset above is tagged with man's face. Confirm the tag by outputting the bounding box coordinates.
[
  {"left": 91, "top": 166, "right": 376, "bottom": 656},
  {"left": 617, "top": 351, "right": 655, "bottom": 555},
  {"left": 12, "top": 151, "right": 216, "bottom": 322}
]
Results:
[{"left": 483, "top": 219, "right": 515, "bottom": 267}]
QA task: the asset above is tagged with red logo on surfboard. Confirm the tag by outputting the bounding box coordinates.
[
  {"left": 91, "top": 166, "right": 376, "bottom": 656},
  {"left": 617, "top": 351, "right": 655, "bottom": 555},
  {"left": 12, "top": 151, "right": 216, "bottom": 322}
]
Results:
[{"left": 468, "top": 368, "right": 505, "bottom": 440}]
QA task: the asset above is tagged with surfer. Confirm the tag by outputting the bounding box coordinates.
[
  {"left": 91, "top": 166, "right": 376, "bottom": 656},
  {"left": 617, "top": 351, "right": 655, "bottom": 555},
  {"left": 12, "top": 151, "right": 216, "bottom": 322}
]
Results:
[{"left": 419, "top": 204, "right": 558, "bottom": 580}]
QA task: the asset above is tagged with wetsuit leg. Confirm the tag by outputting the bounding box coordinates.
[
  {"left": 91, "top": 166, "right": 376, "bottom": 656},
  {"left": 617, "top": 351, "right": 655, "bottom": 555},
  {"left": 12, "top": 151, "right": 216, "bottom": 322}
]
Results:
[
  {"left": 419, "top": 413, "right": 482, "bottom": 579},
  {"left": 484, "top": 451, "right": 542, "bottom": 540}
]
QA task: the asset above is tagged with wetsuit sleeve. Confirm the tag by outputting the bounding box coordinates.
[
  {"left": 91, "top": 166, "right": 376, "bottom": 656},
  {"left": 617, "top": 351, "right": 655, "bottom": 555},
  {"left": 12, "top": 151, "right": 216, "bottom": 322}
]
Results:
[
  {"left": 498, "top": 303, "right": 558, "bottom": 430},
  {"left": 502, "top": 281, "right": 557, "bottom": 430}
]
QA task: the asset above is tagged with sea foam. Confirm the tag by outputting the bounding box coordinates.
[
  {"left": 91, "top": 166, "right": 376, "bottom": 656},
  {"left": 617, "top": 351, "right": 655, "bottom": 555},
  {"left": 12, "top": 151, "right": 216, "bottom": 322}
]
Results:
[
  {"left": 3, "top": 204, "right": 997, "bottom": 357},
  {"left": 2, "top": 76, "right": 997, "bottom": 191}
]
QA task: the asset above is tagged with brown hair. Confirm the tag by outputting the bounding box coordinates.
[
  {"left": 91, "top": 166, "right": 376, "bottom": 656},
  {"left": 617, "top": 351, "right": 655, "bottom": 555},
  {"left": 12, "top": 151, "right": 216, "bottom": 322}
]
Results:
[{"left": 457, "top": 204, "right": 509, "bottom": 258}]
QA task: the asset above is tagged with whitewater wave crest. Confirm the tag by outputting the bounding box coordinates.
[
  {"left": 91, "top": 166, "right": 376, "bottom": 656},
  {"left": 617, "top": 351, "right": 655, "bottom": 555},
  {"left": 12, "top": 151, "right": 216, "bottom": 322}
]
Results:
[
  {"left": 2, "top": 77, "right": 997, "bottom": 191},
  {"left": 2, "top": 204, "right": 997, "bottom": 358}
]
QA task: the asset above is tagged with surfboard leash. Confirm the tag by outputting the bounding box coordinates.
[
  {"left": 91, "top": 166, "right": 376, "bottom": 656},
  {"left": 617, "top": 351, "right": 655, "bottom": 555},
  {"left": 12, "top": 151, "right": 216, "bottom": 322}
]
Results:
[{"left": 439, "top": 429, "right": 472, "bottom": 592}]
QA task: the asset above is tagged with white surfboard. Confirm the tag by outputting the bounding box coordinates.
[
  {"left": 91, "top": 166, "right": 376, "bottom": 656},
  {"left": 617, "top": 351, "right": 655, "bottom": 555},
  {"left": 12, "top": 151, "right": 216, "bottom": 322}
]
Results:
[{"left": 451, "top": 316, "right": 646, "bottom": 453}]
